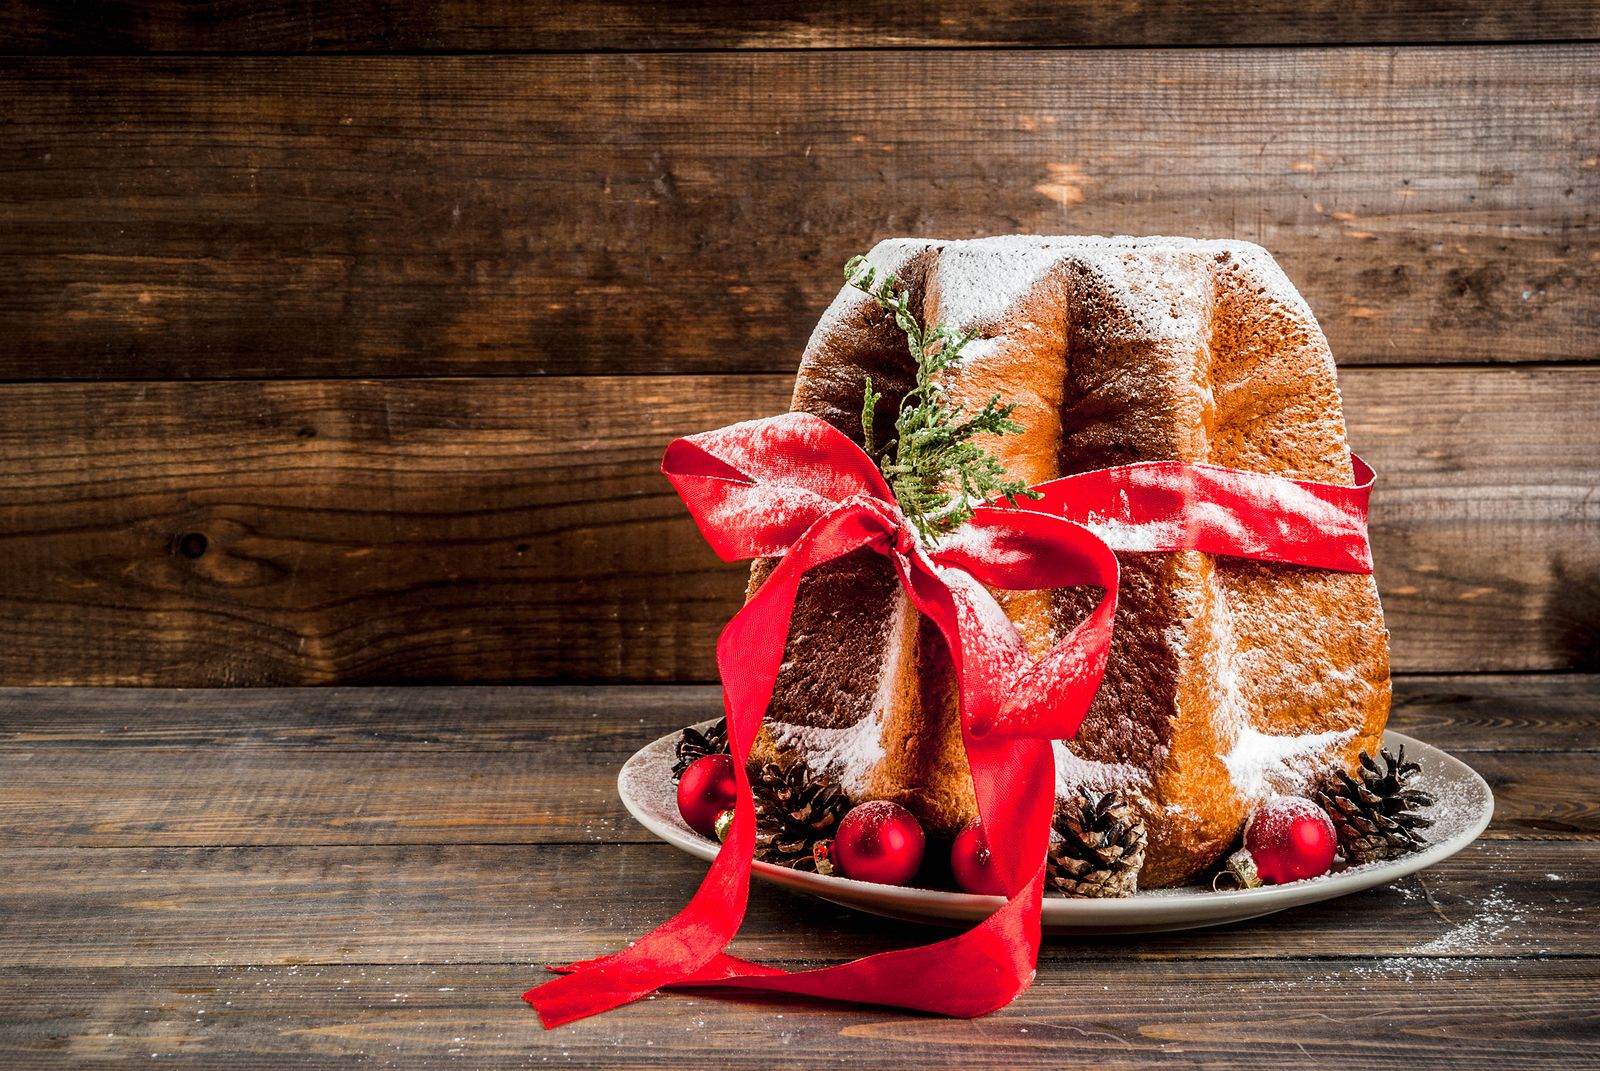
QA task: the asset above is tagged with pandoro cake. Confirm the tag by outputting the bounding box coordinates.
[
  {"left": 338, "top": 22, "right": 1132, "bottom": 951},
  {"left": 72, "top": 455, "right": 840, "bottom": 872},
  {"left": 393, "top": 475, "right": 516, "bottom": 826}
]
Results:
[{"left": 745, "top": 235, "right": 1391, "bottom": 889}]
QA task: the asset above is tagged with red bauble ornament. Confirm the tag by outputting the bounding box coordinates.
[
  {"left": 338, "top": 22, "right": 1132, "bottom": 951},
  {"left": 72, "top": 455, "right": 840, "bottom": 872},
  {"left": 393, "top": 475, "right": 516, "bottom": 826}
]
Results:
[
  {"left": 835, "top": 800, "right": 925, "bottom": 886},
  {"left": 950, "top": 821, "right": 1008, "bottom": 895},
  {"left": 1243, "top": 796, "right": 1338, "bottom": 884},
  {"left": 677, "top": 754, "right": 739, "bottom": 839}
]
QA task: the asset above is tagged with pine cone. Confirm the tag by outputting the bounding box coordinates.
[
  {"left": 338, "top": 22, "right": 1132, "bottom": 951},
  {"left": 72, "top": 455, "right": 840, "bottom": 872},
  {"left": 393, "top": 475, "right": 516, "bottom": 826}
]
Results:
[
  {"left": 1047, "top": 788, "right": 1146, "bottom": 898},
  {"left": 751, "top": 759, "right": 853, "bottom": 872},
  {"left": 671, "top": 718, "right": 728, "bottom": 781},
  {"left": 1314, "top": 747, "right": 1435, "bottom": 864}
]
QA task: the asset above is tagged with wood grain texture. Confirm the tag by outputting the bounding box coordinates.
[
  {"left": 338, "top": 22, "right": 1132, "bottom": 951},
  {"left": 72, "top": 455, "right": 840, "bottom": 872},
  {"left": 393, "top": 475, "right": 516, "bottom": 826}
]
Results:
[
  {"left": 1, "top": 682, "right": 1594, "bottom": 846},
  {"left": 0, "top": 679, "right": 1593, "bottom": 1068},
  {"left": 0, "top": 744, "right": 640, "bottom": 845},
  {"left": 0, "top": 684, "right": 723, "bottom": 749},
  {"left": 0, "top": 736, "right": 1588, "bottom": 846},
  {"left": 0, "top": 374, "right": 769, "bottom": 686},
  {"left": 0, "top": 367, "right": 1595, "bottom": 685},
  {"left": 0, "top": 840, "right": 1593, "bottom": 968},
  {"left": 0, "top": 9, "right": 1592, "bottom": 1063},
  {"left": 1349, "top": 368, "right": 1600, "bottom": 674},
  {"left": 4, "top": 1, "right": 1599, "bottom": 52},
  {"left": 1, "top": 48, "right": 1595, "bottom": 379},
  {"left": 1, "top": 675, "right": 1593, "bottom": 752},
  {"left": 2, "top": 960, "right": 1596, "bottom": 1069},
  {"left": 1388, "top": 674, "right": 1600, "bottom": 752}
]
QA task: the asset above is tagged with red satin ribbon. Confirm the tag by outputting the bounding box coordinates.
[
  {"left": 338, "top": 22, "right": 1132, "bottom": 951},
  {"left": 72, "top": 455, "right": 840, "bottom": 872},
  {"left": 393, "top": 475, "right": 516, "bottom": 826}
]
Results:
[{"left": 526, "top": 411, "right": 1375, "bottom": 1027}]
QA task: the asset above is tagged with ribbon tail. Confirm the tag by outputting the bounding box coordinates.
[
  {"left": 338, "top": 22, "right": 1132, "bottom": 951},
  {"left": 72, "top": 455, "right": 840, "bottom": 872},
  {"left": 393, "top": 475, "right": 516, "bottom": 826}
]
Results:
[
  {"left": 524, "top": 508, "right": 882, "bottom": 1028},
  {"left": 659, "top": 865, "right": 1047, "bottom": 1018},
  {"left": 542, "top": 951, "right": 787, "bottom": 985}
]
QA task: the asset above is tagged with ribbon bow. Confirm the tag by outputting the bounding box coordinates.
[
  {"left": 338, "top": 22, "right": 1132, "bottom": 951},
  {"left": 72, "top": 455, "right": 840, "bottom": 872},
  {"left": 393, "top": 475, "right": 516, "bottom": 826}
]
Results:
[{"left": 527, "top": 411, "right": 1374, "bottom": 1027}]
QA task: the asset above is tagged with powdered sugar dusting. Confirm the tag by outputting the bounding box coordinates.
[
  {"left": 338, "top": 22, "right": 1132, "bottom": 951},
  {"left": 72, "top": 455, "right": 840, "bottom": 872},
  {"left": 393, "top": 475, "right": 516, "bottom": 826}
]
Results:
[
  {"left": 929, "top": 238, "right": 1063, "bottom": 329},
  {"left": 809, "top": 236, "right": 1310, "bottom": 372},
  {"left": 768, "top": 716, "right": 887, "bottom": 799},
  {"left": 928, "top": 514, "right": 1027, "bottom": 561},
  {"left": 1073, "top": 245, "right": 1213, "bottom": 341},
  {"left": 807, "top": 237, "right": 935, "bottom": 350},
  {"left": 1223, "top": 724, "right": 1356, "bottom": 799},
  {"left": 768, "top": 590, "right": 909, "bottom": 796},
  {"left": 1173, "top": 542, "right": 1360, "bottom": 804},
  {"left": 782, "top": 234, "right": 1386, "bottom": 876},
  {"left": 1413, "top": 885, "right": 1525, "bottom": 954},
  {"left": 869, "top": 589, "right": 912, "bottom": 747},
  {"left": 937, "top": 565, "right": 1030, "bottom": 683},
  {"left": 1052, "top": 740, "right": 1149, "bottom": 797},
  {"left": 1086, "top": 515, "right": 1185, "bottom": 553}
]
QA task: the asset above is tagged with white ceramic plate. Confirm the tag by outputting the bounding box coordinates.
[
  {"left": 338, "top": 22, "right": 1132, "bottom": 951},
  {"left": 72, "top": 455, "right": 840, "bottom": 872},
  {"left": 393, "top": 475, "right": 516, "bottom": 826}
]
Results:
[{"left": 618, "top": 727, "right": 1493, "bottom": 934}]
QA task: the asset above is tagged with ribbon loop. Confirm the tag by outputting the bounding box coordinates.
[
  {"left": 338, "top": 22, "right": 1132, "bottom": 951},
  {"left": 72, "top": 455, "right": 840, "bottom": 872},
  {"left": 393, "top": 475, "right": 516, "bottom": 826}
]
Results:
[{"left": 663, "top": 412, "right": 895, "bottom": 561}]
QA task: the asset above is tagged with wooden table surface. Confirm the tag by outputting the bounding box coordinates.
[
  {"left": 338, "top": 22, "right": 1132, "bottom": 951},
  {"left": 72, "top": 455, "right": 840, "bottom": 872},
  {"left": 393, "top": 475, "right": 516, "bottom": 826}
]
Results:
[{"left": 1, "top": 677, "right": 1595, "bottom": 1067}]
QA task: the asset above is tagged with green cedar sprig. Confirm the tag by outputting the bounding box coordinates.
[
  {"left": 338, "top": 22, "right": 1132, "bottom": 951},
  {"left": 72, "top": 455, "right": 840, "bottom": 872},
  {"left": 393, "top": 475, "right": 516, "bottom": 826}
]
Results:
[{"left": 845, "top": 255, "right": 1041, "bottom": 545}]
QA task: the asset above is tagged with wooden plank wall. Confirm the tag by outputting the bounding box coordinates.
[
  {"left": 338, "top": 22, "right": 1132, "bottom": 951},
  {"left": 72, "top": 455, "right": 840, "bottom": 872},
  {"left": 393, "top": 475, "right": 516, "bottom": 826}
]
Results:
[{"left": 0, "top": 4, "right": 1595, "bottom": 685}]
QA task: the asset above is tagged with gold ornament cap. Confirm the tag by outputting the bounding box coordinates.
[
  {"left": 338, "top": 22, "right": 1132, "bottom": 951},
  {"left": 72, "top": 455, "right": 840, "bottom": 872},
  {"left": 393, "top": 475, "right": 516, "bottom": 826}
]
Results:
[{"left": 1214, "top": 848, "right": 1264, "bottom": 890}]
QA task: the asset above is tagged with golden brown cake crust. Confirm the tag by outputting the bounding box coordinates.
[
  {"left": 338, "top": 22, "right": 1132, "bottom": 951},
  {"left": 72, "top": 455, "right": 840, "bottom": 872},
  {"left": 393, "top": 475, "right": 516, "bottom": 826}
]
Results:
[{"left": 755, "top": 236, "right": 1391, "bottom": 888}]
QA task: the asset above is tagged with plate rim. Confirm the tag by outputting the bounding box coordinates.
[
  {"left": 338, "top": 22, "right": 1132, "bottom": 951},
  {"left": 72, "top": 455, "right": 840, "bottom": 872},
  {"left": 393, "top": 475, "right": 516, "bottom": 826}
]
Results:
[{"left": 618, "top": 725, "right": 1494, "bottom": 932}]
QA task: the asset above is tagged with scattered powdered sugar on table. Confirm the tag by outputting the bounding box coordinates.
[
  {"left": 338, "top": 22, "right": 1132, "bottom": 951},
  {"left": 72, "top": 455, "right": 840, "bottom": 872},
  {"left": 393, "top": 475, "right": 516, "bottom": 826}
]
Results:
[
  {"left": 1286, "top": 881, "right": 1526, "bottom": 983},
  {"left": 1413, "top": 884, "right": 1525, "bottom": 955},
  {"left": 1259, "top": 957, "right": 1492, "bottom": 991}
]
